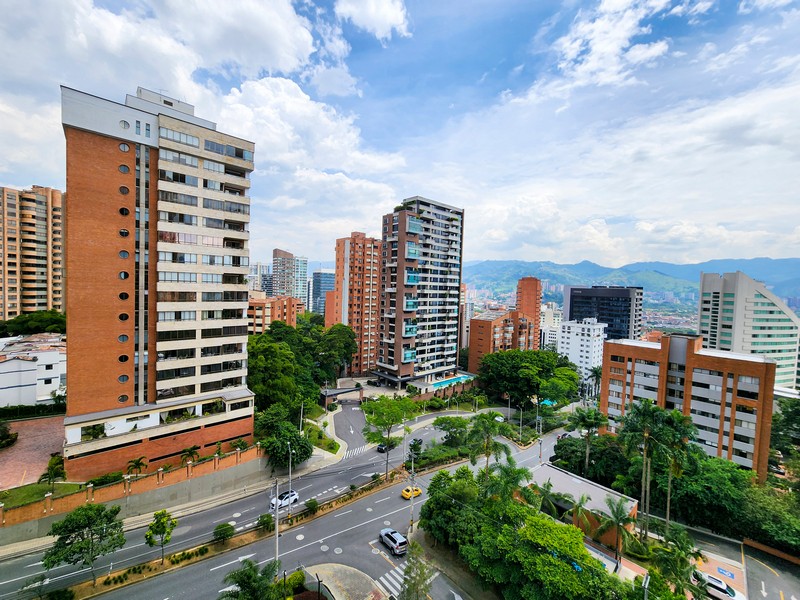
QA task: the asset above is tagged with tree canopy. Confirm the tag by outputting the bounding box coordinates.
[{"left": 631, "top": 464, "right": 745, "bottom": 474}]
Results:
[
  {"left": 477, "top": 349, "right": 578, "bottom": 405},
  {"left": 43, "top": 504, "right": 125, "bottom": 585},
  {"left": 0, "top": 309, "right": 65, "bottom": 336}
]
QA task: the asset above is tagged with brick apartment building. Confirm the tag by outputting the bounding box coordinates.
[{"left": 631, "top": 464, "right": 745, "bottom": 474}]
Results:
[
  {"left": 325, "top": 232, "right": 381, "bottom": 375},
  {"left": 61, "top": 86, "right": 255, "bottom": 479},
  {"left": 468, "top": 310, "right": 538, "bottom": 374},
  {"left": 600, "top": 334, "right": 775, "bottom": 482},
  {"left": 247, "top": 292, "right": 304, "bottom": 333}
]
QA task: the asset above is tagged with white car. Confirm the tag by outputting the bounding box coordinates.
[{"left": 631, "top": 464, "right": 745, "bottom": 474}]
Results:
[
  {"left": 692, "top": 571, "right": 746, "bottom": 600},
  {"left": 270, "top": 489, "right": 299, "bottom": 509}
]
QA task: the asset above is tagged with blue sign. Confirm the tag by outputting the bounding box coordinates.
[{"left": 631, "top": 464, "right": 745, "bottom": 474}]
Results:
[{"left": 717, "top": 567, "right": 734, "bottom": 579}]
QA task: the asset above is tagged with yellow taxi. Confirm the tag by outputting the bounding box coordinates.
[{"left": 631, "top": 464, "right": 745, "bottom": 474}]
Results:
[{"left": 401, "top": 486, "right": 422, "bottom": 500}]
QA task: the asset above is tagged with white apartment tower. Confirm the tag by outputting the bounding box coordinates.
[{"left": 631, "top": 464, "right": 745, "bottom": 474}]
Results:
[
  {"left": 557, "top": 318, "right": 606, "bottom": 385},
  {"left": 699, "top": 271, "right": 800, "bottom": 389}
]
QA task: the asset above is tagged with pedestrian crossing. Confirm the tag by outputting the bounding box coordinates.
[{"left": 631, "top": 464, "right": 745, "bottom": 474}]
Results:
[
  {"left": 343, "top": 445, "right": 369, "bottom": 459},
  {"left": 375, "top": 561, "right": 438, "bottom": 598}
]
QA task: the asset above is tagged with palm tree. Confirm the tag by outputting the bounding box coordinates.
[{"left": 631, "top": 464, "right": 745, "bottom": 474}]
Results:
[
  {"left": 659, "top": 410, "right": 697, "bottom": 535},
  {"left": 530, "top": 478, "right": 564, "bottom": 518},
  {"left": 467, "top": 412, "right": 511, "bottom": 473},
  {"left": 595, "top": 495, "right": 637, "bottom": 562},
  {"left": 127, "top": 456, "right": 148, "bottom": 476},
  {"left": 565, "top": 493, "right": 594, "bottom": 537},
  {"left": 486, "top": 456, "right": 531, "bottom": 503},
  {"left": 567, "top": 407, "right": 608, "bottom": 475},
  {"left": 218, "top": 558, "right": 282, "bottom": 600},
  {"left": 38, "top": 458, "right": 65, "bottom": 492},
  {"left": 618, "top": 399, "right": 665, "bottom": 542},
  {"left": 651, "top": 526, "right": 705, "bottom": 597},
  {"left": 589, "top": 366, "right": 603, "bottom": 402},
  {"left": 180, "top": 445, "right": 200, "bottom": 466}
]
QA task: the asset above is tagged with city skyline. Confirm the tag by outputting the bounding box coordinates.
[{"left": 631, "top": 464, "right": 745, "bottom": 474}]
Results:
[{"left": 1, "top": 0, "right": 799, "bottom": 267}]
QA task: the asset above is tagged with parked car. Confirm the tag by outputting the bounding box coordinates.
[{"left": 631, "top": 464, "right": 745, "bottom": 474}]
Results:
[
  {"left": 768, "top": 464, "right": 786, "bottom": 476},
  {"left": 377, "top": 443, "right": 387, "bottom": 453},
  {"left": 557, "top": 432, "right": 571, "bottom": 441},
  {"left": 494, "top": 415, "right": 505, "bottom": 422},
  {"left": 379, "top": 528, "right": 408, "bottom": 555},
  {"left": 367, "top": 379, "right": 381, "bottom": 387},
  {"left": 401, "top": 486, "right": 422, "bottom": 499},
  {"left": 691, "top": 571, "right": 746, "bottom": 600},
  {"left": 270, "top": 489, "right": 299, "bottom": 509}
]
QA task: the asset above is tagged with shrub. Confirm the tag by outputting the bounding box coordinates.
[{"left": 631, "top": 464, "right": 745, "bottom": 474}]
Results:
[
  {"left": 87, "top": 471, "right": 124, "bottom": 487},
  {"left": 286, "top": 570, "right": 306, "bottom": 591},
  {"left": 229, "top": 438, "right": 249, "bottom": 451},
  {"left": 257, "top": 513, "right": 275, "bottom": 531},
  {"left": 327, "top": 402, "right": 337, "bottom": 411},
  {"left": 304, "top": 498, "right": 319, "bottom": 515},
  {"left": 46, "top": 589, "right": 75, "bottom": 599},
  {"left": 213, "top": 522, "right": 235, "bottom": 544},
  {"left": 427, "top": 398, "right": 445, "bottom": 411}
]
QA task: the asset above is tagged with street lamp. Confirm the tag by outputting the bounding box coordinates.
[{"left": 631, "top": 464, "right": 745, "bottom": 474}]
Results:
[{"left": 287, "top": 442, "right": 295, "bottom": 519}]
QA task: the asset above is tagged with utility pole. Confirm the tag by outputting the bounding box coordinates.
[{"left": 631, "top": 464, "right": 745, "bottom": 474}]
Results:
[
  {"left": 409, "top": 452, "right": 416, "bottom": 533},
  {"left": 287, "top": 442, "right": 293, "bottom": 520},
  {"left": 274, "top": 478, "right": 280, "bottom": 561}
]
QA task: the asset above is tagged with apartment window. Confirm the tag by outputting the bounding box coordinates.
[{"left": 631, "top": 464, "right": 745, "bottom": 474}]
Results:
[
  {"left": 119, "top": 165, "right": 130, "bottom": 174},
  {"left": 161, "top": 149, "right": 199, "bottom": 167},
  {"left": 119, "top": 186, "right": 130, "bottom": 195},
  {"left": 145, "top": 123, "right": 151, "bottom": 137},
  {"left": 119, "top": 143, "right": 130, "bottom": 152},
  {"left": 159, "top": 127, "right": 199, "bottom": 147},
  {"left": 159, "top": 170, "right": 198, "bottom": 187},
  {"left": 135, "top": 121, "right": 141, "bottom": 134},
  {"left": 120, "top": 120, "right": 130, "bottom": 129},
  {"left": 118, "top": 334, "right": 129, "bottom": 342},
  {"left": 158, "top": 272, "right": 197, "bottom": 283}
]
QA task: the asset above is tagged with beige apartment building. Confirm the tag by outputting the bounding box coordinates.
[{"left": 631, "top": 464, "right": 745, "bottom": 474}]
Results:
[{"left": 0, "top": 186, "right": 64, "bottom": 321}]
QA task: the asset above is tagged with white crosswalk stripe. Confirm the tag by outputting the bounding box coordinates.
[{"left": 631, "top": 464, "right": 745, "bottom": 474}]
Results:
[
  {"left": 343, "top": 445, "right": 369, "bottom": 459},
  {"left": 375, "top": 562, "right": 439, "bottom": 597},
  {"left": 376, "top": 562, "right": 407, "bottom": 597}
]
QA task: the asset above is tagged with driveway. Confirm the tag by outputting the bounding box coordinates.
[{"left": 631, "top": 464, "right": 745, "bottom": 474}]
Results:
[{"left": 0, "top": 416, "right": 64, "bottom": 489}]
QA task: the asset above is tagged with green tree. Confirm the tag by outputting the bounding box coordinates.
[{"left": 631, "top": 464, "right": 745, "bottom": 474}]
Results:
[
  {"left": 38, "top": 455, "right": 65, "bottom": 492},
  {"left": 180, "top": 445, "right": 200, "bottom": 466},
  {"left": 467, "top": 411, "right": 512, "bottom": 473},
  {"left": 261, "top": 421, "right": 313, "bottom": 469},
  {"left": 145, "top": 509, "right": 177, "bottom": 565},
  {"left": 363, "top": 395, "right": 416, "bottom": 479},
  {"left": 458, "top": 347, "right": 469, "bottom": 371},
  {"left": 317, "top": 323, "right": 357, "bottom": 379},
  {"left": 589, "top": 366, "right": 603, "bottom": 402},
  {"left": 486, "top": 455, "right": 531, "bottom": 504},
  {"left": 565, "top": 493, "right": 594, "bottom": 536},
  {"left": 432, "top": 415, "right": 470, "bottom": 447},
  {"left": 530, "top": 478, "right": 564, "bottom": 518},
  {"left": 0, "top": 309, "right": 66, "bottom": 336},
  {"left": 771, "top": 394, "right": 800, "bottom": 453},
  {"left": 399, "top": 541, "right": 434, "bottom": 600},
  {"left": 257, "top": 513, "right": 275, "bottom": 532},
  {"left": 218, "top": 558, "right": 282, "bottom": 600},
  {"left": 567, "top": 407, "right": 608, "bottom": 475},
  {"left": 214, "top": 522, "right": 236, "bottom": 545},
  {"left": 42, "top": 504, "right": 125, "bottom": 586},
  {"left": 658, "top": 409, "right": 697, "bottom": 534},
  {"left": 247, "top": 336, "right": 301, "bottom": 410},
  {"left": 126, "top": 455, "right": 148, "bottom": 476},
  {"left": 650, "top": 526, "right": 705, "bottom": 598},
  {"left": 595, "top": 495, "right": 637, "bottom": 562},
  {"left": 618, "top": 399, "right": 666, "bottom": 541}
]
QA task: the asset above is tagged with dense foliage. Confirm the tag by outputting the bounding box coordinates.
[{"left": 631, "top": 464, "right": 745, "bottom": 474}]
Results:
[
  {"left": 419, "top": 464, "right": 631, "bottom": 600},
  {"left": 0, "top": 309, "right": 65, "bottom": 336},
  {"left": 477, "top": 349, "right": 579, "bottom": 406}
]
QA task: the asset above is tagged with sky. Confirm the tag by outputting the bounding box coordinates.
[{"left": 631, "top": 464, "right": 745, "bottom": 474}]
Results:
[{"left": 0, "top": 0, "right": 798, "bottom": 268}]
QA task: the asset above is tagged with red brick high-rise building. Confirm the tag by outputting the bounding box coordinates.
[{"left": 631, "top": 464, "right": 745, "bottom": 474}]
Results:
[
  {"left": 516, "top": 277, "right": 542, "bottom": 350},
  {"left": 325, "top": 232, "right": 381, "bottom": 375},
  {"left": 61, "top": 86, "right": 255, "bottom": 479},
  {"left": 600, "top": 334, "right": 775, "bottom": 482},
  {"left": 468, "top": 310, "right": 538, "bottom": 374}
]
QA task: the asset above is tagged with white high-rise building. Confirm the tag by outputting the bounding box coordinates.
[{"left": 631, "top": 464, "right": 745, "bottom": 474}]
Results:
[
  {"left": 699, "top": 271, "right": 800, "bottom": 389},
  {"left": 557, "top": 318, "right": 606, "bottom": 386}
]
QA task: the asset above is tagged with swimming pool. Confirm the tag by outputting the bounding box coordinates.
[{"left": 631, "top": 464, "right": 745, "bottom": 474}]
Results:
[{"left": 430, "top": 374, "right": 474, "bottom": 389}]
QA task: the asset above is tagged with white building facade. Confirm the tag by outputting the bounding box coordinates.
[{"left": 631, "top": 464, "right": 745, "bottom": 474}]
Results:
[{"left": 557, "top": 318, "right": 606, "bottom": 384}]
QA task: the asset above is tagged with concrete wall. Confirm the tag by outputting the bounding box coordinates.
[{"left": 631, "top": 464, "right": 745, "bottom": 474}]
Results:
[{"left": 0, "top": 447, "right": 268, "bottom": 545}]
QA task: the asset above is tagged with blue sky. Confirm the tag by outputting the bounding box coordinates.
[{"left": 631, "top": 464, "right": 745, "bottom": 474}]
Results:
[{"left": 0, "top": 0, "right": 798, "bottom": 267}]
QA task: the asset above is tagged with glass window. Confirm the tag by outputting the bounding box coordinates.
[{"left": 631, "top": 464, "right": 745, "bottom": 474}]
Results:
[
  {"left": 119, "top": 186, "right": 130, "bottom": 195},
  {"left": 119, "top": 313, "right": 129, "bottom": 321},
  {"left": 118, "top": 355, "right": 129, "bottom": 363},
  {"left": 119, "top": 292, "right": 129, "bottom": 300},
  {"left": 119, "top": 165, "right": 130, "bottom": 174},
  {"left": 119, "top": 143, "right": 130, "bottom": 152},
  {"left": 118, "top": 374, "right": 129, "bottom": 383},
  {"left": 118, "top": 334, "right": 129, "bottom": 342},
  {"left": 119, "top": 229, "right": 129, "bottom": 237},
  {"left": 118, "top": 395, "right": 128, "bottom": 402},
  {"left": 120, "top": 120, "right": 130, "bottom": 129},
  {"left": 119, "top": 207, "right": 130, "bottom": 216},
  {"left": 119, "top": 251, "right": 129, "bottom": 259}
]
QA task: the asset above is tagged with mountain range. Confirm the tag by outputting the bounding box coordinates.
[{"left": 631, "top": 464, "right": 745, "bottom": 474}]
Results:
[{"left": 462, "top": 257, "right": 800, "bottom": 302}]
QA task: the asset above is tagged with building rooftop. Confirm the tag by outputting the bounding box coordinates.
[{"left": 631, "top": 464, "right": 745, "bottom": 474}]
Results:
[
  {"left": 473, "top": 309, "right": 509, "bottom": 321},
  {"left": 529, "top": 463, "right": 637, "bottom": 515},
  {"left": 0, "top": 333, "right": 66, "bottom": 356}
]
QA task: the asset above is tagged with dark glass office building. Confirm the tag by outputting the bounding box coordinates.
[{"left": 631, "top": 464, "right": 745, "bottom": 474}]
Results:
[{"left": 563, "top": 286, "right": 643, "bottom": 340}]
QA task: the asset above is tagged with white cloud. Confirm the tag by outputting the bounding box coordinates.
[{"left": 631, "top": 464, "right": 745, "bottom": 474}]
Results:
[
  {"left": 739, "top": 0, "right": 793, "bottom": 14},
  {"left": 334, "top": 0, "right": 410, "bottom": 42},
  {"left": 308, "top": 64, "right": 362, "bottom": 97}
]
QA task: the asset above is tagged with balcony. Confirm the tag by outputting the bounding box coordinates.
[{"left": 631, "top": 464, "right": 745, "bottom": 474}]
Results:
[{"left": 402, "top": 349, "right": 417, "bottom": 363}]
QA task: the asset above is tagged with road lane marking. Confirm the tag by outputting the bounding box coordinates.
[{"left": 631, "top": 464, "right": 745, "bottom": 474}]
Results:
[
  {"left": 750, "top": 556, "right": 780, "bottom": 578},
  {"left": 375, "top": 497, "right": 389, "bottom": 503},
  {"left": 334, "top": 510, "right": 352, "bottom": 518}
]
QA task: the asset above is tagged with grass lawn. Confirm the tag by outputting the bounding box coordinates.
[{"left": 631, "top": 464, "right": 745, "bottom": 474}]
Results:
[
  {"left": 0, "top": 481, "right": 84, "bottom": 509},
  {"left": 304, "top": 422, "right": 340, "bottom": 454},
  {"left": 305, "top": 403, "right": 326, "bottom": 420}
]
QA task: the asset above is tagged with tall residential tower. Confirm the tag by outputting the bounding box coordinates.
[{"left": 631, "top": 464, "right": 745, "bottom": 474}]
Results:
[
  {"left": 699, "top": 271, "right": 800, "bottom": 389},
  {"left": 0, "top": 186, "right": 64, "bottom": 321},
  {"left": 375, "top": 197, "right": 463, "bottom": 387},
  {"left": 563, "top": 285, "right": 643, "bottom": 340},
  {"left": 61, "top": 86, "right": 255, "bottom": 479}
]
